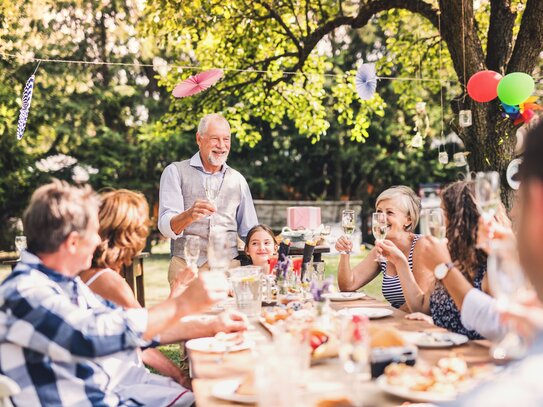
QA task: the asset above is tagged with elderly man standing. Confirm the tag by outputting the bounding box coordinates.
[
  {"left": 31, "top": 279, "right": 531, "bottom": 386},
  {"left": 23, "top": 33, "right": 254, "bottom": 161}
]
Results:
[
  {"left": 0, "top": 180, "right": 233, "bottom": 406},
  {"left": 158, "top": 113, "right": 258, "bottom": 285}
]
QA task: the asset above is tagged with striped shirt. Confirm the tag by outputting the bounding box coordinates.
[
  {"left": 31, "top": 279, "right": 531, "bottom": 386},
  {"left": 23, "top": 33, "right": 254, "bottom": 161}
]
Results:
[
  {"left": 0, "top": 251, "right": 193, "bottom": 406},
  {"left": 381, "top": 234, "right": 422, "bottom": 308}
]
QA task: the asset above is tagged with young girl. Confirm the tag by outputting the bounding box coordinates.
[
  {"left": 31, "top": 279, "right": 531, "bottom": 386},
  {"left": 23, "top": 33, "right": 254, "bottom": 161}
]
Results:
[{"left": 244, "top": 224, "right": 278, "bottom": 271}]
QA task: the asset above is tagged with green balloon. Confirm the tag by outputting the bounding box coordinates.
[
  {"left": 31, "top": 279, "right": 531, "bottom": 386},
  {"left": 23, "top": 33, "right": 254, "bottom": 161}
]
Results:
[{"left": 497, "top": 72, "right": 535, "bottom": 106}]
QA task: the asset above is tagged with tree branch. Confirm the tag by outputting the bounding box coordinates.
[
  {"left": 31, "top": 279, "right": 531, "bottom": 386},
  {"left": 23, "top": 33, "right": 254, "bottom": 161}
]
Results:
[
  {"left": 255, "top": 0, "right": 304, "bottom": 54},
  {"left": 485, "top": 0, "right": 516, "bottom": 72},
  {"left": 507, "top": 0, "right": 543, "bottom": 73}
]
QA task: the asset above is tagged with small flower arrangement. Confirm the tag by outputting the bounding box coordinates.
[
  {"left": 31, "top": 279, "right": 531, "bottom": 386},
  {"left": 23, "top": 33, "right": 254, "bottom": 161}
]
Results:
[{"left": 310, "top": 277, "right": 332, "bottom": 302}]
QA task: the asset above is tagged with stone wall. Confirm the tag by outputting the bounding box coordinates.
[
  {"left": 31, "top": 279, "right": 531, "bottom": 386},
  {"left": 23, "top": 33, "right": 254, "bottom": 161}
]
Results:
[{"left": 253, "top": 200, "right": 363, "bottom": 231}]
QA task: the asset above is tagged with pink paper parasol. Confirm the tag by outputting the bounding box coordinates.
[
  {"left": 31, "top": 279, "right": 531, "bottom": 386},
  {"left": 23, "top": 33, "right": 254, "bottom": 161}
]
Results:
[{"left": 172, "top": 68, "right": 224, "bottom": 98}]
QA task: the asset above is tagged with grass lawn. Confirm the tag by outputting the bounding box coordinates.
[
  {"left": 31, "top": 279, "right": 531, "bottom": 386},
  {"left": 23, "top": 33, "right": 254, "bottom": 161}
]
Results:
[{"left": 0, "top": 246, "right": 383, "bottom": 368}]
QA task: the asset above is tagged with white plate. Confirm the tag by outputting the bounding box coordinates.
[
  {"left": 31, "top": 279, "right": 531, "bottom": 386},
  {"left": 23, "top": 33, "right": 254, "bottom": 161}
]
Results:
[
  {"left": 376, "top": 375, "right": 455, "bottom": 403},
  {"left": 185, "top": 337, "right": 252, "bottom": 353},
  {"left": 403, "top": 332, "right": 469, "bottom": 348},
  {"left": 322, "top": 292, "right": 366, "bottom": 302},
  {"left": 339, "top": 307, "right": 393, "bottom": 319},
  {"left": 211, "top": 379, "right": 257, "bottom": 404}
]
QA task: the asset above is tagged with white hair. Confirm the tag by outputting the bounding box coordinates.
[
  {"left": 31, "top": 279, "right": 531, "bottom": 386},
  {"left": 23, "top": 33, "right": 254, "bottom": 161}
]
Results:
[
  {"left": 376, "top": 186, "right": 421, "bottom": 232},
  {"left": 197, "top": 113, "right": 230, "bottom": 135}
]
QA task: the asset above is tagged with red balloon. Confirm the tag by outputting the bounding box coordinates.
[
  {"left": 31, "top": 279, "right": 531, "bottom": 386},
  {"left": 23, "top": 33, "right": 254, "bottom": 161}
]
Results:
[{"left": 467, "top": 70, "right": 503, "bottom": 102}]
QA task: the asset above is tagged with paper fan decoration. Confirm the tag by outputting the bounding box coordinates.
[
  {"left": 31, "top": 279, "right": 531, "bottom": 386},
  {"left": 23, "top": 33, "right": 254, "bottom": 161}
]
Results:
[
  {"left": 16, "top": 74, "right": 36, "bottom": 140},
  {"left": 355, "top": 63, "right": 377, "bottom": 100},
  {"left": 172, "top": 68, "right": 224, "bottom": 98}
]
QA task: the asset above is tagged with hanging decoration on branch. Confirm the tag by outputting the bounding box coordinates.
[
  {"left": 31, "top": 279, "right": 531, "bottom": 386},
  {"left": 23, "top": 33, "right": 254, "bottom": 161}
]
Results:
[
  {"left": 355, "top": 63, "right": 377, "bottom": 100},
  {"left": 16, "top": 61, "right": 41, "bottom": 140},
  {"left": 172, "top": 68, "right": 224, "bottom": 98},
  {"left": 467, "top": 69, "right": 540, "bottom": 126}
]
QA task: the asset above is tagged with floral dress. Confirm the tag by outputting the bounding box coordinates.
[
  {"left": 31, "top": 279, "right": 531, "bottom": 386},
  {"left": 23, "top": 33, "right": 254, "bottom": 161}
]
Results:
[{"left": 430, "top": 265, "right": 486, "bottom": 340}]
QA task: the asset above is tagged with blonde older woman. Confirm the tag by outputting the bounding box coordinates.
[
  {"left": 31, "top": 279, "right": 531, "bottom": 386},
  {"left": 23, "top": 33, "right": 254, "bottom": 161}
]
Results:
[{"left": 337, "top": 186, "right": 434, "bottom": 309}]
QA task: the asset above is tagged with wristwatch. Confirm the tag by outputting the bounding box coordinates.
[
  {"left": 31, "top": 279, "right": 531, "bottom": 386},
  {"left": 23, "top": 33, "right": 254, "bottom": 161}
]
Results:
[{"left": 434, "top": 262, "right": 454, "bottom": 280}]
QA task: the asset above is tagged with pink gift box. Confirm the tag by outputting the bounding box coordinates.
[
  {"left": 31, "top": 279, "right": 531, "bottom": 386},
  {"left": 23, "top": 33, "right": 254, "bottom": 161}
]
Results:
[{"left": 287, "top": 207, "right": 321, "bottom": 230}]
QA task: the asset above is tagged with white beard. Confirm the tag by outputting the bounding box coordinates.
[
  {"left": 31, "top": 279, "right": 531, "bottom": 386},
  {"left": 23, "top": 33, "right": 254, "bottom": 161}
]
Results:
[{"left": 208, "top": 152, "right": 228, "bottom": 167}]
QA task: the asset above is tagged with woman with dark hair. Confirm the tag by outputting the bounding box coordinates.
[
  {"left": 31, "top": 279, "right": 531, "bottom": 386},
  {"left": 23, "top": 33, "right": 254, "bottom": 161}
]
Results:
[{"left": 377, "top": 180, "right": 510, "bottom": 339}]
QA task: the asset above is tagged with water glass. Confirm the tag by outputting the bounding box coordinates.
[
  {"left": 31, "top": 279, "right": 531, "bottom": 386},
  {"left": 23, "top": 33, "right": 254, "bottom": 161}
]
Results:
[
  {"left": 230, "top": 266, "right": 262, "bottom": 318},
  {"left": 183, "top": 235, "right": 200, "bottom": 270},
  {"left": 487, "top": 240, "right": 528, "bottom": 360},
  {"left": 15, "top": 236, "right": 27, "bottom": 258},
  {"left": 254, "top": 339, "right": 304, "bottom": 407},
  {"left": 207, "top": 232, "right": 230, "bottom": 272}
]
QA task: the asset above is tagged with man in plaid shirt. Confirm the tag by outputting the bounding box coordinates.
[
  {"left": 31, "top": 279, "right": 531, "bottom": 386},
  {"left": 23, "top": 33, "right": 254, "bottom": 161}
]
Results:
[{"left": 0, "top": 180, "right": 234, "bottom": 406}]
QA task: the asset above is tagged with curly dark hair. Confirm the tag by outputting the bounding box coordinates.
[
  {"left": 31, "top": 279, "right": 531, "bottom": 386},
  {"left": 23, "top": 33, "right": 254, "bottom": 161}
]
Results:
[{"left": 441, "top": 180, "right": 487, "bottom": 282}]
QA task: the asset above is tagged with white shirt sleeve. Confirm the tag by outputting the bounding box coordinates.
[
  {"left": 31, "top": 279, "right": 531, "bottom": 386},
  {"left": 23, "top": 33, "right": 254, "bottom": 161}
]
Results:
[
  {"left": 461, "top": 288, "right": 506, "bottom": 341},
  {"left": 158, "top": 164, "right": 185, "bottom": 240}
]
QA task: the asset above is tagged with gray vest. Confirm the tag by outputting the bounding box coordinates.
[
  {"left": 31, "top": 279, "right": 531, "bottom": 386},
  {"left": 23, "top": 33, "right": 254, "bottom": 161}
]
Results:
[{"left": 171, "top": 160, "right": 242, "bottom": 266}]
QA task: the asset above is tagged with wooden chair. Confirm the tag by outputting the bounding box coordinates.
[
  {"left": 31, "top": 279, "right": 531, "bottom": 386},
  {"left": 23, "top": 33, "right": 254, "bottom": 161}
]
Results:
[{"left": 120, "top": 252, "right": 149, "bottom": 307}]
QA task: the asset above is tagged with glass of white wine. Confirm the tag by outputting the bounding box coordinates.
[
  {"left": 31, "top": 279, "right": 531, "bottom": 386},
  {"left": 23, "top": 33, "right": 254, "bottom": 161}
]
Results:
[
  {"left": 341, "top": 210, "right": 356, "bottom": 254},
  {"left": 428, "top": 209, "right": 446, "bottom": 241},
  {"left": 204, "top": 176, "right": 222, "bottom": 218},
  {"left": 372, "top": 212, "right": 387, "bottom": 262},
  {"left": 474, "top": 171, "right": 500, "bottom": 221}
]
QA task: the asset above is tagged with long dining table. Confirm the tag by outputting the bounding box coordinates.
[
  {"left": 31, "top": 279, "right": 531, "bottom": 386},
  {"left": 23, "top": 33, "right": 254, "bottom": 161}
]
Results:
[{"left": 188, "top": 295, "right": 494, "bottom": 406}]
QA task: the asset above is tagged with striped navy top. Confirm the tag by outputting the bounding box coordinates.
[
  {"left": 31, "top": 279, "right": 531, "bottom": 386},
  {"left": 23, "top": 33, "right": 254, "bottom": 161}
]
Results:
[{"left": 380, "top": 234, "right": 422, "bottom": 308}]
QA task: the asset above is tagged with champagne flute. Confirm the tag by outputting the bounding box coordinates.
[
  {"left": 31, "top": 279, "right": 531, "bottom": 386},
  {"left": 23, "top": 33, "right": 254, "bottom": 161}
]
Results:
[
  {"left": 474, "top": 171, "right": 500, "bottom": 221},
  {"left": 428, "top": 209, "right": 446, "bottom": 241},
  {"left": 15, "top": 236, "right": 27, "bottom": 259},
  {"left": 183, "top": 235, "right": 200, "bottom": 273},
  {"left": 204, "top": 176, "right": 221, "bottom": 206},
  {"left": 341, "top": 210, "right": 356, "bottom": 254},
  {"left": 207, "top": 232, "right": 230, "bottom": 273},
  {"left": 487, "top": 239, "right": 528, "bottom": 360},
  {"left": 372, "top": 212, "right": 387, "bottom": 262},
  {"left": 339, "top": 315, "right": 370, "bottom": 406}
]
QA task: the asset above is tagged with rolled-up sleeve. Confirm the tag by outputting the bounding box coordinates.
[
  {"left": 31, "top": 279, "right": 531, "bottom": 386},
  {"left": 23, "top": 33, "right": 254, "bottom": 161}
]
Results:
[
  {"left": 158, "top": 164, "right": 185, "bottom": 240},
  {"left": 461, "top": 288, "right": 506, "bottom": 341},
  {"left": 236, "top": 175, "right": 258, "bottom": 240}
]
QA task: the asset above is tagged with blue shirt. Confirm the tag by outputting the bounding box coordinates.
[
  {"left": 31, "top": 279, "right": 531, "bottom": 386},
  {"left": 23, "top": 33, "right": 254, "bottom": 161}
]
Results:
[
  {"left": 0, "top": 251, "right": 153, "bottom": 406},
  {"left": 158, "top": 152, "right": 258, "bottom": 240}
]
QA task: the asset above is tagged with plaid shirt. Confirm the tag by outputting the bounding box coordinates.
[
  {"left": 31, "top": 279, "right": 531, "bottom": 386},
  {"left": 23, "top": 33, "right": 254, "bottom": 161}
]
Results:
[{"left": 0, "top": 251, "right": 153, "bottom": 406}]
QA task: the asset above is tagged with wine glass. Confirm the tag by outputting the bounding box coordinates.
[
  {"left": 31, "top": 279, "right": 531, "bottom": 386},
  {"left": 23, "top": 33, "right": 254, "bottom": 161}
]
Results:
[
  {"left": 15, "top": 236, "right": 27, "bottom": 259},
  {"left": 339, "top": 315, "right": 370, "bottom": 406},
  {"left": 474, "top": 171, "right": 500, "bottom": 221},
  {"left": 372, "top": 212, "right": 388, "bottom": 262},
  {"left": 204, "top": 176, "right": 221, "bottom": 209},
  {"left": 487, "top": 239, "right": 528, "bottom": 360},
  {"left": 207, "top": 232, "right": 230, "bottom": 272},
  {"left": 183, "top": 235, "right": 200, "bottom": 273},
  {"left": 341, "top": 210, "right": 356, "bottom": 254},
  {"left": 428, "top": 209, "right": 446, "bottom": 241}
]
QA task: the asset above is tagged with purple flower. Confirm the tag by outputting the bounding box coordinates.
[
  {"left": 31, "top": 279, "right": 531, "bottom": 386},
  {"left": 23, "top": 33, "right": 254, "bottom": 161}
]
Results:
[
  {"left": 311, "top": 277, "right": 333, "bottom": 302},
  {"left": 275, "top": 254, "right": 292, "bottom": 281}
]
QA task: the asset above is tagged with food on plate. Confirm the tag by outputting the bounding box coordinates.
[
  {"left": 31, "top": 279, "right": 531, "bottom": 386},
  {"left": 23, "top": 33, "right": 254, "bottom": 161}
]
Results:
[
  {"left": 235, "top": 373, "right": 256, "bottom": 396},
  {"left": 383, "top": 356, "right": 494, "bottom": 395},
  {"left": 315, "top": 397, "right": 354, "bottom": 407},
  {"left": 310, "top": 328, "right": 340, "bottom": 361},
  {"left": 214, "top": 332, "right": 245, "bottom": 347},
  {"left": 369, "top": 326, "right": 406, "bottom": 348}
]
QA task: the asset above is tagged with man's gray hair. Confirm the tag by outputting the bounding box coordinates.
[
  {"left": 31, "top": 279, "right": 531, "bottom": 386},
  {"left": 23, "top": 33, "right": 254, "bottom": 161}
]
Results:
[
  {"left": 23, "top": 179, "right": 100, "bottom": 254},
  {"left": 197, "top": 113, "right": 230, "bottom": 135}
]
